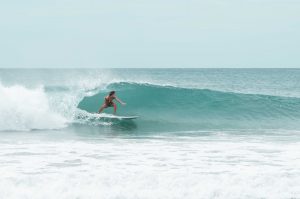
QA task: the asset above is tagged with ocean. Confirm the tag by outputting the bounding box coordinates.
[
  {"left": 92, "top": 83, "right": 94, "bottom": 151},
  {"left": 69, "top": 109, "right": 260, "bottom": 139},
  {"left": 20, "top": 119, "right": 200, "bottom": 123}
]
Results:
[{"left": 0, "top": 68, "right": 300, "bottom": 198}]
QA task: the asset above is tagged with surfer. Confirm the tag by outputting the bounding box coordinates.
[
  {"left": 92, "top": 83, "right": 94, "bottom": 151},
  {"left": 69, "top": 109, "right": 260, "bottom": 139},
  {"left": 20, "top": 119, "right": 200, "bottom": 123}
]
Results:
[{"left": 98, "top": 91, "right": 126, "bottom": 114}]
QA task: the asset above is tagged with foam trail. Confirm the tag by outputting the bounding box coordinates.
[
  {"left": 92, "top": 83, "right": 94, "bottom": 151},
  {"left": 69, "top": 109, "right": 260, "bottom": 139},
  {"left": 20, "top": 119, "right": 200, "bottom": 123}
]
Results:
[{"left": 0, "top": 83, "right": 67, "bottom": 131}]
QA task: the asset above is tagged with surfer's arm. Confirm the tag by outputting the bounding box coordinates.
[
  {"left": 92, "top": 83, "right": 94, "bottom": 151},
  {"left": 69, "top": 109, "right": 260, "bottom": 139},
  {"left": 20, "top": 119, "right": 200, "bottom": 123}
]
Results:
[{"left": 115, "top": 97, "right": 126, "bottom": 105}]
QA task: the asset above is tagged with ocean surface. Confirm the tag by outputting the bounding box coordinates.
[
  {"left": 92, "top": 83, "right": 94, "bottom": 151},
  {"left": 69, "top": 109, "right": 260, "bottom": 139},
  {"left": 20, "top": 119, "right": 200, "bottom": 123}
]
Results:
[{"left": 0, "top": 68, "right": 300, "bottom": 198}]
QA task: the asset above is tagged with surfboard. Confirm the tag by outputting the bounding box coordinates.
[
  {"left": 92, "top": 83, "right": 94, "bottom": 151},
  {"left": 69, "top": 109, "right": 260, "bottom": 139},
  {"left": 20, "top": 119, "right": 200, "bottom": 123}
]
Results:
[
  {"left": 118, "top": 116, "right": 139, "bottom": 120},
  {"left": 95, "top": 113, "right": 139, "bottom": 120}
]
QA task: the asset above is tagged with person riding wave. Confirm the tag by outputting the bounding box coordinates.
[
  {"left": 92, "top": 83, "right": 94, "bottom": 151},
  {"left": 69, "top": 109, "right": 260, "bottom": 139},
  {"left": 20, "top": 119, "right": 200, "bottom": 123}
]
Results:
[{"left": 98, "top": 91, "right": 126, "bottom": 114}]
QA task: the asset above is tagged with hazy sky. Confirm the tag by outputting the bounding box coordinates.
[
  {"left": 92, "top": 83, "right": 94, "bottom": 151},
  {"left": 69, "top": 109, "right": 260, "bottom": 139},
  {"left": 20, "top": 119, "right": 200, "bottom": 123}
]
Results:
[{"left": 0, "top": 0, "right": 299, "bottom": 68}]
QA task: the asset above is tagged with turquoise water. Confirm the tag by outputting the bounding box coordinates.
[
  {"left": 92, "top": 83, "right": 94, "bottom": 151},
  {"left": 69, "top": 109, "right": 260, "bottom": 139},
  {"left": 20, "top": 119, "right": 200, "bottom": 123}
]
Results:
[{"left": 1, "top": 69, "right": 300, "bottom": 198}]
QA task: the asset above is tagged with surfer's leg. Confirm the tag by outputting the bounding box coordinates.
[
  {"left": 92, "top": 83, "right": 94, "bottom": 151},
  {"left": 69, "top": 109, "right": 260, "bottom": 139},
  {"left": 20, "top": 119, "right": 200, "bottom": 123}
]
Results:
[
  {"left": 113, "top": 103, "right": 117, "bottom": 114},
  {"left": 98, "top": 104, "right": 108, "bottom": 113}
]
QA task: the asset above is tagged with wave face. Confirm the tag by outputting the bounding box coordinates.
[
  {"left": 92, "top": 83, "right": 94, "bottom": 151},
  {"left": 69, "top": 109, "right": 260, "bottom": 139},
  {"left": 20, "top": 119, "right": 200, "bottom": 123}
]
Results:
[{"left": 78, "top": 82, "right": 300, "bottom": 131}]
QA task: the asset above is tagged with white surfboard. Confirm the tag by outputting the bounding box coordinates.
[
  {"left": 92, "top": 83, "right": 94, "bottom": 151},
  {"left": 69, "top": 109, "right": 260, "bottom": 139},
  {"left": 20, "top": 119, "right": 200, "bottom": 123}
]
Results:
[
  {"left": 95, "top": 113, "right": 139, "bottom": 120},
  {"left": 117, "top": 116, "right": 139, "bottom": 120}
]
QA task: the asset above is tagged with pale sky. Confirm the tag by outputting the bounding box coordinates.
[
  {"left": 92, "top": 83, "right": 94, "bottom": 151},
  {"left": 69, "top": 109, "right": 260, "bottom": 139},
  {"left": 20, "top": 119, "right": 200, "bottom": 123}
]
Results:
[{"left": 0, "top": 0, "right": 299, "bottom": 68}]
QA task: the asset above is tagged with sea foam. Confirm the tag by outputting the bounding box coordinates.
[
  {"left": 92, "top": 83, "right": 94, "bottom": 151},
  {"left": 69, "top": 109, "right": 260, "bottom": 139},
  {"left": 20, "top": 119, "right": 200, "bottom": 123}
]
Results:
[{"left": 0, "top": 83, "right": 67, "bottom": 131}]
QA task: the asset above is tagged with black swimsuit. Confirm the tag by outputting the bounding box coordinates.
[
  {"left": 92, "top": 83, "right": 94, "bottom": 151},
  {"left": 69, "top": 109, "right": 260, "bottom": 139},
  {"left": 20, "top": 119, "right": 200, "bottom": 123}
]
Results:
[{"left": 105, "top": 96, "right": 114, "bottom": 107}]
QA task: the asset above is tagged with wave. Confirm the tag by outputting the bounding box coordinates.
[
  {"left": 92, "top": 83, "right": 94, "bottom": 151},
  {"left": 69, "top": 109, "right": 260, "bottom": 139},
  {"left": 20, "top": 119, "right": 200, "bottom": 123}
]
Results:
[
  {"left": 2, "top": 81, "right": 300, "bottom": 132},
  {"left": 78, "top": 82, "right": 300, "bottom": 130}
]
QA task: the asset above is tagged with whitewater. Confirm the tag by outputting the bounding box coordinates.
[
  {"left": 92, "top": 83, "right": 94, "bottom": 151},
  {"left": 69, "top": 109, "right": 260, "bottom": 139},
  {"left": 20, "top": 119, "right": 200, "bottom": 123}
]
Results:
[{"left": 0, "top": 68, "right": 300, "bottom": 199}]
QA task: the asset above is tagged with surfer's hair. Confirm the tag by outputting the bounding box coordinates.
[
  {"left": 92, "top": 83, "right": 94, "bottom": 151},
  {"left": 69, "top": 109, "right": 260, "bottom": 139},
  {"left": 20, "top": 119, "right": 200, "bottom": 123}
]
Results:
[{"left": 109, "top": 91, "right": 115, "bottom": 96}]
